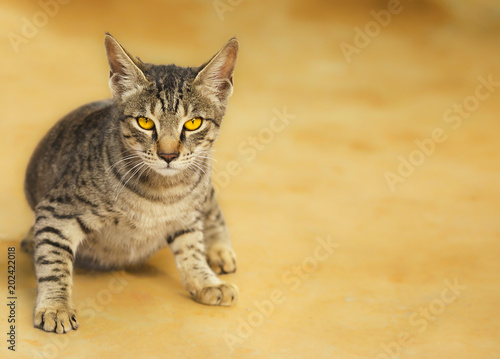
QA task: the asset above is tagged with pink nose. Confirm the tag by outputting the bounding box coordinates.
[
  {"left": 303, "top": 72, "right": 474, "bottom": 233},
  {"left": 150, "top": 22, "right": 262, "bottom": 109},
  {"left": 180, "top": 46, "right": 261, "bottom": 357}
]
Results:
[{"left": 158, "top": 152, "right": 179, "bottom": 163}]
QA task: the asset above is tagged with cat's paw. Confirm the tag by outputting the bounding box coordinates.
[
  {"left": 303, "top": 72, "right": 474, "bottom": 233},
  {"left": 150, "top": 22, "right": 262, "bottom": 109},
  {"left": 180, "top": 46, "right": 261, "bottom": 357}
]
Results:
[
  {"left": 206, "top": 244, "right": 237, "bottom": 274},
  {"left": 34, "top": 302, "right": 79, "bottom": 334},
  {"left": 193, "top": 283, "right": 238, "bottom": 306}
]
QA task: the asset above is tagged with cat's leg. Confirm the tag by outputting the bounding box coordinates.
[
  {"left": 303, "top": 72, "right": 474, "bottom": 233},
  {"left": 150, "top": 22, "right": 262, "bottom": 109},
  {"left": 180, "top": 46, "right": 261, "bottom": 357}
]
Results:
[
  {"left": 168, "top": 228, "right": 238, "bottom": 306},
  {"left": 203, "top": 190, "right": 236, "bottom": 275},
  {"left": 32, "top": 204, "right": 86, "bottom": 333}
]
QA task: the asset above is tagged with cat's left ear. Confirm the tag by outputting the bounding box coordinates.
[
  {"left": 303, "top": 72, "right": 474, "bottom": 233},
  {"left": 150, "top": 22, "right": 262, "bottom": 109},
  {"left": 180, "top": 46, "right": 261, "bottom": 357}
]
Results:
[
  {"left": 193, "top": 37, "right": 239, "bottom": 104},
  {"left": 104, "top": 33, "right": 149, "bottom": 99}
]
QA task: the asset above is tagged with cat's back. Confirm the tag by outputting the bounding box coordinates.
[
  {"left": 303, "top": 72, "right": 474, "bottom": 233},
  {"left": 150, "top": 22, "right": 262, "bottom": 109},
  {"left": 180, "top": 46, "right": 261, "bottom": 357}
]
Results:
[{"left": 25, "top": 99, "right": 115, "bottom": 209}]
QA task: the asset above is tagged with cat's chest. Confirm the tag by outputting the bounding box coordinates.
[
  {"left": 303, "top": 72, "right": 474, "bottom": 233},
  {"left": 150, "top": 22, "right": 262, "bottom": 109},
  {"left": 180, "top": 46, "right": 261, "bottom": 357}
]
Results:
[
  {"left": 84, "top": 199, "right": 198, "bottom": 265},
  {"left": 101, "top": 195, "right": 199, "bottom": 243},
  {"left": 115, "top": 197, "right": 195, "bottom": 232}
]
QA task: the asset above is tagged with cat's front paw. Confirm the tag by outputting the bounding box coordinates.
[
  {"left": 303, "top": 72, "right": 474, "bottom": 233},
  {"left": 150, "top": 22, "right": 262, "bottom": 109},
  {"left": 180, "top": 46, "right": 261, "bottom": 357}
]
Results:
[
  {"left": 207, "top": 244, "right": 237, "bottom": 274},
  {"left": 34, "top": 302, "right": 79, "bottom": 334},
  {"left": 193, "top": 283, "right": 238, "bottom": 306}
]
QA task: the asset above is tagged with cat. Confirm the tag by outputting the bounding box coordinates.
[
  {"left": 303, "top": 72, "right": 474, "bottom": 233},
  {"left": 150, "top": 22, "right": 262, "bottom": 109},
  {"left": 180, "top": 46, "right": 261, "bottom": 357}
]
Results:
[{"left": 21, "top": 33, "right": 239, "bottom": 334}]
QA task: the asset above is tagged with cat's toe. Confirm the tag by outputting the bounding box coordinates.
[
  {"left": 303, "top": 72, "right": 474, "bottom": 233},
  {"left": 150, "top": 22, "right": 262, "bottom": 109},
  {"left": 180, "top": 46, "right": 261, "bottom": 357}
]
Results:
[
  {"left": 207, "top": 245, "right": 236, "bottom": 275},
  {"left": 194, "top": 283, "right": 238, "bottom": 306},
  {"left": 34, "top": 303, "right": 79, "bottom": 333}
]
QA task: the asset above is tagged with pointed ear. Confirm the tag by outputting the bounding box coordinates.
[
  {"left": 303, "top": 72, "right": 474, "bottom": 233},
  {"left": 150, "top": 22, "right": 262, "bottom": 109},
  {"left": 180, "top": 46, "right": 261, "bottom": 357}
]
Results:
[
  {"left": 104, "top": 33, "right": 149, "bottom": 99},
  {"left": 193, "top": 37, "right": 238, "bottom": 104}
]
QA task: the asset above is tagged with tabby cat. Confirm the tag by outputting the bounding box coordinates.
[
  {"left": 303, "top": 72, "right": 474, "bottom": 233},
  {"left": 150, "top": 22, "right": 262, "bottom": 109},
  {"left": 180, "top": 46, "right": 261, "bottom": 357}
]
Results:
[{"left": 21, "top": 34, "right": 239, "bottom": 333}]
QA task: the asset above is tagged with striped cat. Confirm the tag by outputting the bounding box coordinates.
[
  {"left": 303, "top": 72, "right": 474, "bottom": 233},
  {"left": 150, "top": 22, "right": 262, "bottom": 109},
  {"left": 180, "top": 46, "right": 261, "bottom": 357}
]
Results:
[{"left": 21, "top": 34, "right": 239, "bottom": 333}]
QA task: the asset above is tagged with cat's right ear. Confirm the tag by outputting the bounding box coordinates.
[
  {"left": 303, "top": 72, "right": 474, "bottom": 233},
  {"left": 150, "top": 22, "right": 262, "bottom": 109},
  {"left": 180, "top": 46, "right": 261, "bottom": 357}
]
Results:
[{"left": 104, "top": 33, "right": 148, "bottom": 99}]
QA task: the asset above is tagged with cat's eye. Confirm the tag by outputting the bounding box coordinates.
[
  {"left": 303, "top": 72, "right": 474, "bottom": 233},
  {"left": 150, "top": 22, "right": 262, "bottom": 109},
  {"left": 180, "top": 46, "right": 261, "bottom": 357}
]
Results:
[
  {"left": 184, "top": 118, "right": 203, "bottom": 131},
  {"left": 137, "top": 117, "right": 155, "bottom": 130}
]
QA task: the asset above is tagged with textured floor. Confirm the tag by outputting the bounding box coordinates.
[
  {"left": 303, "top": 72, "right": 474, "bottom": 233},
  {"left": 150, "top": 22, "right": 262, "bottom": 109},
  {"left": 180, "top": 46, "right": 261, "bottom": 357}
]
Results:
[{"left": 1, "top": 0, "right": 500, "bottom": 358}]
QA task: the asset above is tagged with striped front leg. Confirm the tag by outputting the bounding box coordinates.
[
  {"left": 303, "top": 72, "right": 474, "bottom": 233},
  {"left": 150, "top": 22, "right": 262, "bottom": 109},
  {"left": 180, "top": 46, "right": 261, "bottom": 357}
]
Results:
[
  {"left": 203, "top": 189, "right": 236, "bottom": 275},
  {"left": 167, "top": 228, "right": 238, "bottom": 306},
  {"left": 32, "top": 207, "right": 85, "bottom": 333}
]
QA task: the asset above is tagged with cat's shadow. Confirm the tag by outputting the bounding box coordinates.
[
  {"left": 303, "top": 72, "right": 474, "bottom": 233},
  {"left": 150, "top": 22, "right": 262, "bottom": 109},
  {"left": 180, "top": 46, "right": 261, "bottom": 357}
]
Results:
[
  {"left": 123, "top": 262, "right": 164, "bottom": 277},
  {"left": 74, "top": 262, "right": 164, "bottom": 277}
]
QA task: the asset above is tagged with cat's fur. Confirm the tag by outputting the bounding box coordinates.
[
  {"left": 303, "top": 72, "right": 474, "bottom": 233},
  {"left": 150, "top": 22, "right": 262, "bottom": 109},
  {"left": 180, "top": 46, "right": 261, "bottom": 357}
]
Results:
[{"left": 22, "top": 34, "right": 239, "bottom": 333}]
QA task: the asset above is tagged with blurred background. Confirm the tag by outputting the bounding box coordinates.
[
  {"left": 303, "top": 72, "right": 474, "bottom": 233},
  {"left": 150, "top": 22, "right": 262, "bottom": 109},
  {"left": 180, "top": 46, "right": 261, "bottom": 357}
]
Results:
[{"left": 1, "top": 0, "right": 499, "bottom": 358}]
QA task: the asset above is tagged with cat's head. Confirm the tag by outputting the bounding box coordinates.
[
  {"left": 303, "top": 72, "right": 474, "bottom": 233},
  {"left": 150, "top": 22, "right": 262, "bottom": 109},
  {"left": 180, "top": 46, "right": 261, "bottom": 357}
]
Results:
[{"left": 104, "top": 33, "right": 238, "bottom": 177}]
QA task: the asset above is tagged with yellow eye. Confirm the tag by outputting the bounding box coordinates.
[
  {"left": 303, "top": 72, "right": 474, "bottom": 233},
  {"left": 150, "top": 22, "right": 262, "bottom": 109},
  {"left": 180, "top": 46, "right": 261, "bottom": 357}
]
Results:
[
  {"left": 137, "top": 117, "right": 155, "bottom": 130},
  {"left": 184, "top": 117, "right": 203, "bottom": 131}
]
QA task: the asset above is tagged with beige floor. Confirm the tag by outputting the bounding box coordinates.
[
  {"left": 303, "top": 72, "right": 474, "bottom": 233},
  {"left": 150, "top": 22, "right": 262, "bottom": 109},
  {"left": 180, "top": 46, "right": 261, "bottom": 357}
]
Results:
[{"left": 1, "top": 0, "right": 500, "bottom": 358}]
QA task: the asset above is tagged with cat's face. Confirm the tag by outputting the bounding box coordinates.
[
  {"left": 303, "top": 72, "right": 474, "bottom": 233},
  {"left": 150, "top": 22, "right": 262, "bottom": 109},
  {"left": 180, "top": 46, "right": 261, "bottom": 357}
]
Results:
[
  {"left": 104, "top": 34, "right": 238, "bottom": 177},
  {"left": 116, "top": 66, "right": 223, "bottom": 177}
]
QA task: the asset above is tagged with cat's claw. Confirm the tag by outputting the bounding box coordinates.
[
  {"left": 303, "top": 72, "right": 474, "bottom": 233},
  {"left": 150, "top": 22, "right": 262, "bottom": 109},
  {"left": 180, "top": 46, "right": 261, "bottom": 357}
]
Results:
[
  {"left": 34, "top": 303, "right": 79, "bottom": 334},
  {"left": 193, "top": 283, "right": 238, "bottom": 306},
  {"left": 207, "top": 244, "right": 237, "bottom": 275}
]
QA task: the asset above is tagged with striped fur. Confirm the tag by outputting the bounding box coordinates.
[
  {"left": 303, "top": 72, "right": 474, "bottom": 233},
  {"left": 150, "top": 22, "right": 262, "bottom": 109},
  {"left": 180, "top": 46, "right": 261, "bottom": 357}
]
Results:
[{"left": 22, "top": 34, "right": 239, "bottom": 333}]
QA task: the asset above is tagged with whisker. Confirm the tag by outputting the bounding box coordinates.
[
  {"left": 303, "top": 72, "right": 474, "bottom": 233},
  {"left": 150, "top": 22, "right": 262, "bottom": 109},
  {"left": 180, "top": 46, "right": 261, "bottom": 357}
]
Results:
[
  {"left": 178, "top": 158, "right": 212, "bottom": 172},
  {"left": 116, "top": 148, "right": 144, "bottom": 158},
  {"left": 106, "top": 155, "right": 143, "bottom": 172},
  {"left": 191, "top": 159, "right": 213, "bottom": 171},
  {"left": 189, "top": 161, "right": 207, "bottom": 175},
  {"left": 114, "top": 164, "right": 145, "bottom": 202},
  {"left": 186, "top": 164, "right": 199, "bottom": 177},
  {"left": 193, "top": 155, "right": 217, "bottom": 162},
  {"left": 113, "top": 161, "right": 144, "bottom": 201},
  {"left": 135, "top": 163, "right": 150, "bottom": 184},
  {"left": 186, "top": 166, "right": 197, "bottom": 177}
]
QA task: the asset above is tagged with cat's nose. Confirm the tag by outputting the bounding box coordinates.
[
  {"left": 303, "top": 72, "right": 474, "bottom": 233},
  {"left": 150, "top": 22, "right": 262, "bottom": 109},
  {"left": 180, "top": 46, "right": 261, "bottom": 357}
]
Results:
[{"left": 158, "top": 152, "right": 179, "bottom": 164}]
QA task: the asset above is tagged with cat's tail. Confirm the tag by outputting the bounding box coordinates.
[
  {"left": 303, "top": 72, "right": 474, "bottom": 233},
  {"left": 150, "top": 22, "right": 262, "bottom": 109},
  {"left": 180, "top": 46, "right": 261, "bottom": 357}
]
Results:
[{"left": 21, "top": 226, "right": 35, "bottom": 255}]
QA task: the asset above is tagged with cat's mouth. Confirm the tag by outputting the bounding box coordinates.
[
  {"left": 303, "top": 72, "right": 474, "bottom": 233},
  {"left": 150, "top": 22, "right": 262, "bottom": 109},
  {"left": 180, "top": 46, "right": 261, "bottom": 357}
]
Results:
[
  {"left": 164, "top": 164, "right": 178, "bottom": 171},
  {"left": 150, "top": 163, "right": 181, "bottom": 176},
  {"left": 147, "top": 157, "right": 202, "bottom": 177}
]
